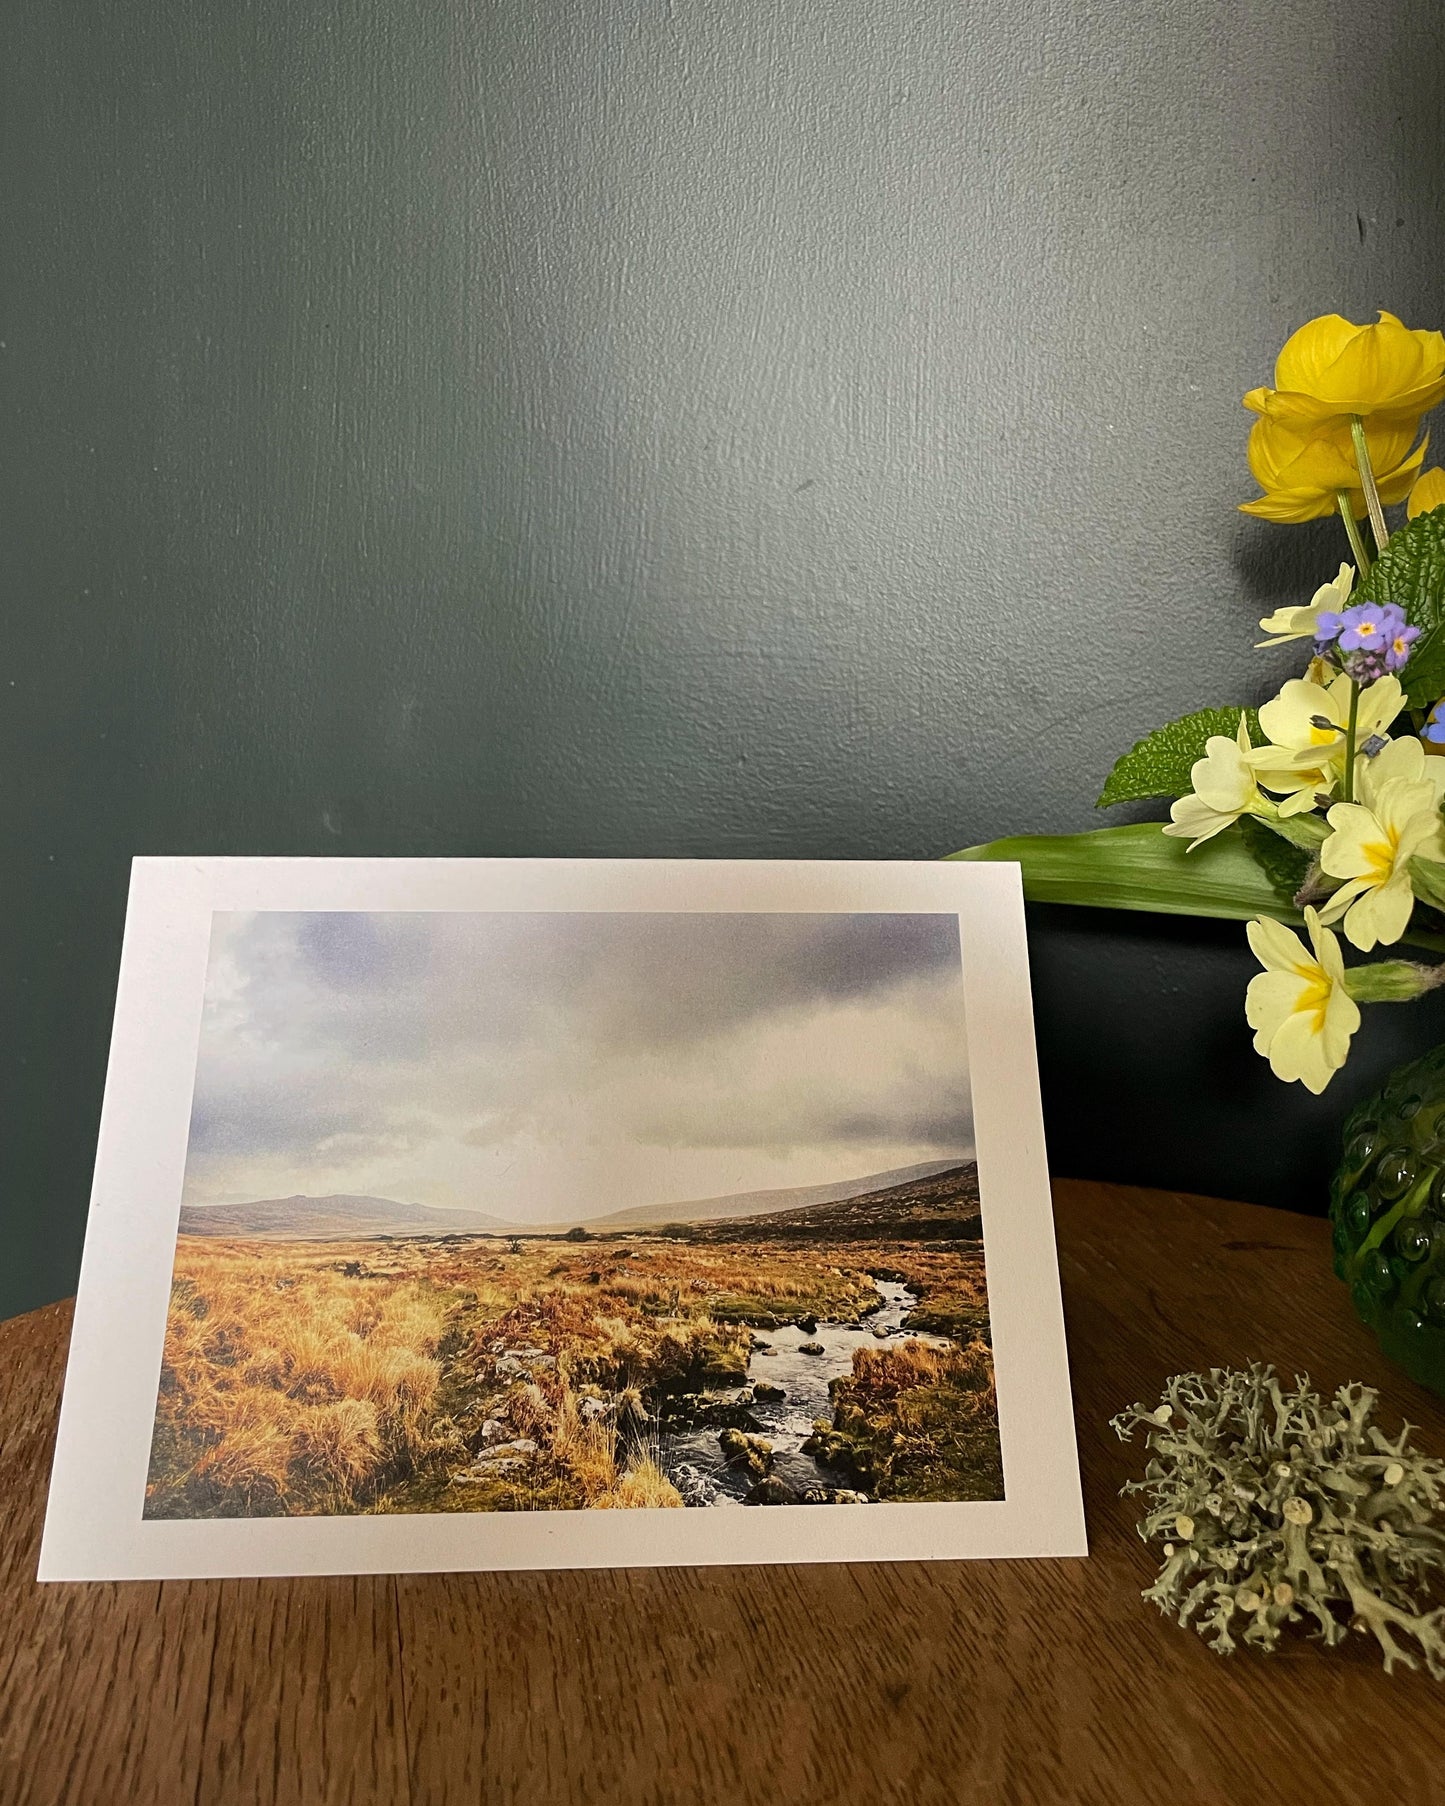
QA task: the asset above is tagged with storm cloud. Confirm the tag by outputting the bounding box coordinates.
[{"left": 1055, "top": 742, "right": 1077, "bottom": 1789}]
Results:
[{"left": 182, "top": 910, "right": 974, "bottom": 1222}]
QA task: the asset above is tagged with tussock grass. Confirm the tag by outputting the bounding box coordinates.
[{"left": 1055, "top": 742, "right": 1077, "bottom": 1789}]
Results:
[
  {"left": 148, "top": 1228, "right": 997, "bottom": 1516},
  {"left": 147, "top": 1244, "right": 445, "bottom": 1516},
  {"left": 828, "top": 1334, "right": 1002, "bottom": 1503},
  {"left": 594, "top": 1457, "right": 684, "bottom": 1510}
]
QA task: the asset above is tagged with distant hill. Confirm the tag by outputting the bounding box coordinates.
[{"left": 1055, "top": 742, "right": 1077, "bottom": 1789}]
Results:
[
  {"left": 583, "top": 1158, "right": 973, "bottom": 1230},
  {"left": 176, "top": 1157, "right": 980, "bottom": 1243},
  {"left": 685, "top": 1161, "right": 982, "bottom": 1244},
  {"left": 177, "top": 1194, "right": 518, "bottom": 1240}
]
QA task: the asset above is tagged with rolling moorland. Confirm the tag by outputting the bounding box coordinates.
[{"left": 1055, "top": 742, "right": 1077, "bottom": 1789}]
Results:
[{"left": 145, "top": 1163, "right": 1001, "bottom": 1518}]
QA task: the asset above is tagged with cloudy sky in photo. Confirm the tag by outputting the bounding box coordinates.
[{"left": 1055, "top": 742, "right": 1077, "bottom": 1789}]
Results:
[{"left": 182, "top": 910, "right": 974, "bottom": 1222}]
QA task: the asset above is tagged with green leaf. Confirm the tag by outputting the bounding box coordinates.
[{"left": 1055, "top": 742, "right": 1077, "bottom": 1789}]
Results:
[
  {"left": 1358, "top": 505, "right": 1445, "bottom": 705},
  {"left": 953, "top": 823, "right": 1445, "bottom": 953},
  {"left": 1097, "top": 708, "right": 1258, "bottom": 808},
  {"left": 1236, "top": 815, "right": 1311, "bottom": 896},
  {"left": 949, "top": 825, "right": 1445, "bottom": 952},
  {"left": 948, "top": 821, "right": 1301, "bottom": 920},
  {"left": 1397, "top": 628, "right": 1445, "bottom": 709}
]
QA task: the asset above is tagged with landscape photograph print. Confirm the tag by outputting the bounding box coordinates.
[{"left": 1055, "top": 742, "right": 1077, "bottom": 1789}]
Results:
[{"left": 147, "top": 908, "right": 1001, "bottom": 1519}]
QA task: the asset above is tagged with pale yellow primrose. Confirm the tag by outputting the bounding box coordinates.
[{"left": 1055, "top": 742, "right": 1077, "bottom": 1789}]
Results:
[
  {"left": 1318, "top": 736, "right": 1445, "bottom": 950},
  {"left": 1164, "top": 716, "right": 1275, "bottom": 848},
  {"left": 1245, "top": 909, "right": 1360, "bottom": 1094},
  {"left": 1256, "top": 563, "right": 1354, "bottom": 647},
  {"left": 1248, "top": 673, "right": 1405, "bottom": 816}
]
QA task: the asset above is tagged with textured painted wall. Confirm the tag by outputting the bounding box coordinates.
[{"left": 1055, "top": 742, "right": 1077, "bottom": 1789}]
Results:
[{"left": 4, "top": 1, "right": 1445, "bottom": 1318}]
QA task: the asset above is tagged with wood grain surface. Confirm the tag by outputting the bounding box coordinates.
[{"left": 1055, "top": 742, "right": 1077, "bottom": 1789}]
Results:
[{"left": 3, "top": 1180, "right": 1443, "bottom": 1806}]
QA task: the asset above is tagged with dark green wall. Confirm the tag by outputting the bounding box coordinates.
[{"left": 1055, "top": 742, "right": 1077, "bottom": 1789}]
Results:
[{"left": 5, "top": 1, "right": 1445, "bottom": 1319}]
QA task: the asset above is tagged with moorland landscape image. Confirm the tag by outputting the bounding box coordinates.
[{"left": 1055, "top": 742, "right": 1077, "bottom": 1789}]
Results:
[{"left": 147, "top": 910, "right": 1001, "bottom": 1517}]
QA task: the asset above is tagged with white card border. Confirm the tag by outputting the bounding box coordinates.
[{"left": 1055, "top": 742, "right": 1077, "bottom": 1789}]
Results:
[{"left": 39, "top": 857, "right": 1085, "bottom": 1579}]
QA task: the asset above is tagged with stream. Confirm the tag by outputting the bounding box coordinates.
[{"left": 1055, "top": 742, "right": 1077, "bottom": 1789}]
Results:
[{"left": 660, "top": 1279, "right": 946, "bottom": 1506}]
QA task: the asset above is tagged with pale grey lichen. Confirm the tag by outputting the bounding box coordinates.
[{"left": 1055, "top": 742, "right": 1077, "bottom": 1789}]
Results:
[{"left": 1111, "top": 1364, "right": 1445, "bottom": 1675}]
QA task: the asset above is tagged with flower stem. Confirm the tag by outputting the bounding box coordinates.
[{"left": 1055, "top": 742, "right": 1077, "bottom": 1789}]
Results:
[
  {"left": 1350, "top": 415, "right": 1391, "bottom": 555},
  {"left": 1343, "top": 678, "right": 1361, "bottom": 804},
  {"left": 1336, "top": 490, "right": 1373, "bottom": 578}
]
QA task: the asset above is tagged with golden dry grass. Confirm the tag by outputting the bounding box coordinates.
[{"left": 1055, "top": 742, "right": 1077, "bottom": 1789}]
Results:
[
  {"left": 146, "top": 1230, "right": 996, "bottom": 1516},
  {"left": 148, "top": 1245, "right": 446, "bottom": 1515},
  {"left": 593, "top": 1457, "right": 684, "bottom": 1510}
]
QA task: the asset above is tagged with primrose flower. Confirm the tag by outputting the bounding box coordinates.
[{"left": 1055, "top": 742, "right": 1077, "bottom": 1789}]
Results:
[
  {"left": 1423, "top": 699, "right": 1445, "bottom": 749},
  {"left": 1244, "top": 311, "right": 1445, "bottom": 430},
  {"left": 1318, "top": 737, "right": 1445, "bottom": 950},
  {"left": 1409, "top": 467, "right": 1445, "bottom": 520},
  {"left": 1248, "top": 672, "right": 1404, "bottom": 815},
  {"left": 1240, "top": 415, "right": 1428, "bottom": 524},
  {"left": 1163, "top": 716, "right": 1274, "bottom": 848},
  {"left": 1257, "top": 563, "right": 1354, "bottom": 648},
  {"left": 1245, "top": 909, "right": 1360, "bottom": 1094}
]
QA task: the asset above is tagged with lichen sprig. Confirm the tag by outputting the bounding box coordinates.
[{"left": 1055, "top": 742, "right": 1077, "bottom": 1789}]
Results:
[{"left": 1111, "top": 1362, "right": 1445, "bottom": 1675}]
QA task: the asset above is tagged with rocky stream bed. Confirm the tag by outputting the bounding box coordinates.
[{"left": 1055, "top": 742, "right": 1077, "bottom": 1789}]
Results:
[{"left": 658, "top": 1278, "right": 949, "bottom": 1505}]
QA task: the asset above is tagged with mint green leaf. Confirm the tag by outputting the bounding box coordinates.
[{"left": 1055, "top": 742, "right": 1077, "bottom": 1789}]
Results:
[
  {"left": 1358, "top": 505, "right": 1445, "bottom": 705},
  {"left": 1237, "top": 816, "right": 1311, "bottom": 897},
  {"left": 1398, "top": 626, "right": 1445, "bottom": 709},
  {"left": 1359, "top": 503, "right": 1445, "bottom": 617},
  {"left": 1097, "top": 707, "right": 1260, "bottom": 808}
]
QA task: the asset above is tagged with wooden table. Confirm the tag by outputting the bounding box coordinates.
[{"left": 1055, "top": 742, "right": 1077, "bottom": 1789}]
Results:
[{"left": 2, "top": 1180, "right": 1442, "bottom": 1806}]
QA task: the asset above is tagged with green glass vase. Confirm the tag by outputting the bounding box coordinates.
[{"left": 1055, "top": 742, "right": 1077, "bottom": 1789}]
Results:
[{"left": 1331, "top": 1045, "right": 1445, "bottom": 1396}]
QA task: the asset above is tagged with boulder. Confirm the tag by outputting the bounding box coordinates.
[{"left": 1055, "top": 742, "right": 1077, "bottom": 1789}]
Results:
[
  {"left": 718, "top": 1428, "right": 773, "bottom": 1479},
  {"left": 453, "top": 1437, "right": 539, "bottom": 1480},
  {"left": 743, "top": 1477, "right": 797, "bottom": 1506},
  {"left": 752, "top": 1380, "right": 785, "bottom": 1403},
  {"left": 473, "top": 1437, "right": 538, "bottom": 1461},
  {"left": 796, "top": 1315, "right": 818, "bottom": 1335},
  {"left": 799, "top": 1428, "right": 880, "bottom": 1485},
  {"left": 661, "top": 1394, "right": 761, "bottom": 1432},
  {"left": 798, "top": 1341, "right": 826, "bottom": 1356}
]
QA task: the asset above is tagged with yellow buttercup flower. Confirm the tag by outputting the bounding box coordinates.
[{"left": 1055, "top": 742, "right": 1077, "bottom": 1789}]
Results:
[
  {"left": 1240, "top": 415, "right": 1428, "bottom": 523},
  {"left": 1163, "top": 716, "right": 1274, "bottom": 848},
  {"left": 1248, "top": 672, "right": 1404, "bottom": 815},
  {"left": 1256, "top": 563, "right": 1353, "bottom": 647},
  {"left": 1245, "top": 909, "right": 1360, "bottom": 1094},
  {"left": 1244, "top": 311, "right": 1445, "bottom": 430},
  {"left": 1318, "top": 736, "right": 1445, "bottom": 950},
  {"left": 1408, "top": 466, "right": 1445, "bottom": 519}
]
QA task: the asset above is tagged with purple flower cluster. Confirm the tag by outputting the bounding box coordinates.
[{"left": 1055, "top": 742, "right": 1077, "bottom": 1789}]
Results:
[
  {"left": 1315, "top": 601, "right": 1420, "bottom": 680},
  {"left": 1425, "top": 700, "right": 1445, "bottom": 747}
]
